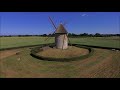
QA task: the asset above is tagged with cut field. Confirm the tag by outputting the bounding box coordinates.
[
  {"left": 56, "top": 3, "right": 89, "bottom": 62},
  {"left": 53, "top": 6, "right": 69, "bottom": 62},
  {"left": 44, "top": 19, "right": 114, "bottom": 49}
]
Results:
[
  {"left": 0, "top": 36, "right": 120, "bottom": 49},
  {"left": 0, "top": 36, "right": 120, "bottom": 78},
  {"left": 70, "top": 36, "right": 120, "bottom": 48},
  {"left": 37, "top": 46, "right": 89, "bottom": 58},
  {"left": 0, "top": 47, "right": 120, "bottom": 78},
  {"left": 0, "top": 37, "right": 54, "bottom": 49}
]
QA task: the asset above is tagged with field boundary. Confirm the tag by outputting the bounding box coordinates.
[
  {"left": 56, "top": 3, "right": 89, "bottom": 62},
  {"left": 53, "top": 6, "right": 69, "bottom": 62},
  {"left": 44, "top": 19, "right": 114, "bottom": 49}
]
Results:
[
  {"left": 0, "top": 43, "right": 54, "bottom": 51},
  {"left": 30, "top": 44, "right": 94, "bottom": 62},
  {"left": 69, "top": 43, "right": 120, "bottom": 50},
  {"left": 0, "top": 43, "right": 120, "bottom": 51}
]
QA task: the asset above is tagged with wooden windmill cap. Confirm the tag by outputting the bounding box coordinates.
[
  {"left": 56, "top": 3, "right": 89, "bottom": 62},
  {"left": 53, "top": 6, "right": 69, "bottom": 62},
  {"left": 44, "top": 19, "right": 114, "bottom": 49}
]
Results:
[{"left": 55, "top": 24, "right": 68, "bottom": 34}]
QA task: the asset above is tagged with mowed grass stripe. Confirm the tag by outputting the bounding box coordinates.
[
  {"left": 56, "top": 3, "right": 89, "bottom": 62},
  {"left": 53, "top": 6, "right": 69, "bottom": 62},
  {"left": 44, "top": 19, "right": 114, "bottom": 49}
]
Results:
[
  {"left": 69, "top": 37, "right": 120, "bottom": 48},
  {"left": 0, "top": 37, "right": 54, "bottom": 49},
  {"left": 0, "top": 47, "right": 120, "bottom": 78},
  {"left": 0, "top": 36, "right": 120, "bottom": 49}
]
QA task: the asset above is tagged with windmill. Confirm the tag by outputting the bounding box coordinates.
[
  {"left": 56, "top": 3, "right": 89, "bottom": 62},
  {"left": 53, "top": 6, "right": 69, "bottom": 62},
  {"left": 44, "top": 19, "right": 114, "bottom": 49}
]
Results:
[{"left": 45, "top": 17, "right": 71, "bottom": 50}]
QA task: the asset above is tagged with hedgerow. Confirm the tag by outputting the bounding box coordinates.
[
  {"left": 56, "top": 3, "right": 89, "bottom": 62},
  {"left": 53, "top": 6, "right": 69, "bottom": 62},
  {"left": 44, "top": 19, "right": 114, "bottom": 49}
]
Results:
[{"left": 30, "top": 44, "right": 94, "bottom": 62}]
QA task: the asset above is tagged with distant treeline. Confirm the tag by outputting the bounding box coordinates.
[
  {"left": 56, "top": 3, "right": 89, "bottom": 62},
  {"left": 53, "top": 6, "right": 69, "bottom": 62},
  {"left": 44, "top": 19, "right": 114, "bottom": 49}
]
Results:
[
  {"left": 0, "top": 33, "right": 120, "bottom": 37},
  {"left": 68, "top": 33, "right": 120, "bottom": 37}
]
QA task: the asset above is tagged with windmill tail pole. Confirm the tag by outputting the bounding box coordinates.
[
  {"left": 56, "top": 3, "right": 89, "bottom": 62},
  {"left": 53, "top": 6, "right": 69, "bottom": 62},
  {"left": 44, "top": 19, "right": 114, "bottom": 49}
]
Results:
[
  {"left": 44, "top": 34, "right": 52, "bottom": 41},
  {"left": 44, "top": 31, "right": 55, "bottom": 41}
]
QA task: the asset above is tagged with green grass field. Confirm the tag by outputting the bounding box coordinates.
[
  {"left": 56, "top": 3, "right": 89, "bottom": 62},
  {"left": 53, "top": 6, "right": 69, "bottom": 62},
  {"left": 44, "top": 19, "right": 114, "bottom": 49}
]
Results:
[
  {"left": 0, "top": 37, "right": 54, "bottom": 49},
  {"left": 70, "top": 37, "right": 120, "bottom": 48},
  {"left": 0, "top": 36, "right": 120, "bottom": 49},
  {"left": 0, "top": 47, "right": 120, "bottom": 78},
  {"left": 0, "top": 36, "right": 120, "bottom": 78}
]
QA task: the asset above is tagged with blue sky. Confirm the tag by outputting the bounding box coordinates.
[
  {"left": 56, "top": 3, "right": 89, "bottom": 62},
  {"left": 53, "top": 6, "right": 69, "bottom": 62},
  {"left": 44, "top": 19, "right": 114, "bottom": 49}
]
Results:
[{"left": 0, "top": 12, "right": 120, "bottom": 35}]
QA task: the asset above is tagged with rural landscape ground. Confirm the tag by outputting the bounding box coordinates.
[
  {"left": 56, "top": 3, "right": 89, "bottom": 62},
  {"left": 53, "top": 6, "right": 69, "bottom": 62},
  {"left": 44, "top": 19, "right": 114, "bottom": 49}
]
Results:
[{"left": 0, "top": 36, "right": 120, "bottom": 78}]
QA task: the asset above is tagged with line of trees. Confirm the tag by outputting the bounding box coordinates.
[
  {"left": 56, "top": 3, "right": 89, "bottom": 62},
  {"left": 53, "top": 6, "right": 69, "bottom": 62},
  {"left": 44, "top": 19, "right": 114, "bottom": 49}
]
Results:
[
  {"left": 0, "top": 33, "right": 120, "bottom": 37},
  {"left": 68, "top": 33, "right": 120, "bottom": 37}
]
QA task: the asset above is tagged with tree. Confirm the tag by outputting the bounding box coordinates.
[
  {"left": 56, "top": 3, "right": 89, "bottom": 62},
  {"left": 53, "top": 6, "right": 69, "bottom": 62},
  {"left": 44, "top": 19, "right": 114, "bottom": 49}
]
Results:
[
  {"left": 80, "top": 33, "right": 88, "bottom": 36},
  {"left": 95, "top": 33, "right": 101, "bottom": 37},
  {"left": 42, "top": 34, "right": 47, "bottom": 37}
]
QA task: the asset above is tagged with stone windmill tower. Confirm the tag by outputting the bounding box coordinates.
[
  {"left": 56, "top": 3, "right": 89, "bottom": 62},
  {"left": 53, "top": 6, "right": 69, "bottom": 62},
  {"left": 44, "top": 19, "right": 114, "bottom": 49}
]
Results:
[
  {"left": 45, "top": 17, "right": 69, "bottom": 49},
  {"left": 55, "top": 24, "right": 68, "bottom": 49}
]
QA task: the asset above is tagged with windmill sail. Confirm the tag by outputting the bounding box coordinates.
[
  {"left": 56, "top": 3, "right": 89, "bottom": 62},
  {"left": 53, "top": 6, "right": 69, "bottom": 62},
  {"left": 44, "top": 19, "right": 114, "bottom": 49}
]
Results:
[
  {"left": 48, "top": 16, "right": 57, "bottom": 30},
  {"left": 45, "top": 17, "right": 70, "bottom": 49},
  {"left": 44, "top": 17, "right": 57, "bottom": 41}
]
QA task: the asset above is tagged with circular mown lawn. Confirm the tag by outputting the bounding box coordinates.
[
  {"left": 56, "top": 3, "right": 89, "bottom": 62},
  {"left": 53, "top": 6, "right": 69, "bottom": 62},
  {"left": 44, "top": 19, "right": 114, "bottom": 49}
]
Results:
[
  {"left": 37, "top": 46, "right": 89, "bottom": 58},
  {"left": 31, "top": 45, "right": 94, "bottom": 61}
]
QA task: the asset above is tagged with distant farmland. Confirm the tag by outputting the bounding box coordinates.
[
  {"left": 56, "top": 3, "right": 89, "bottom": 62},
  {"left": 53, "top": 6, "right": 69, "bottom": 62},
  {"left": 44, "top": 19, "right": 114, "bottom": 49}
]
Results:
[
  {"left": 0, "top": 37, "right": 54, "bottom": 49},
  {"left": 0, "top": 36, "right": 120, "bottom": 49}
]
